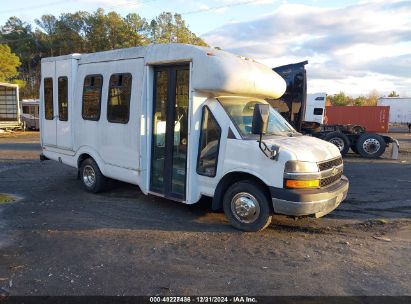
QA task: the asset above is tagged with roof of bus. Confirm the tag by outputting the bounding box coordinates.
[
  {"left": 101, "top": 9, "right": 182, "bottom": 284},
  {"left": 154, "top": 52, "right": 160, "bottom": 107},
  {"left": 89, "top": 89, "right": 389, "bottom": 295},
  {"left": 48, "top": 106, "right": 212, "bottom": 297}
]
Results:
[{"left": 41, "top": 43, "right": 286, "bottom": 99}]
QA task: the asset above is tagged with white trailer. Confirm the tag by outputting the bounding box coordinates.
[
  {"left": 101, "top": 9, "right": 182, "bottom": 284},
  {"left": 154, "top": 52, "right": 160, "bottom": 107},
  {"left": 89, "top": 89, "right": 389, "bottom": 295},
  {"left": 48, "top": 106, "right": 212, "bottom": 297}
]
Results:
[
  {"left": 378, "top": 97, "right": 411, "bottom": 124},
  {"left": 0, "top": 82, "right": 22, "bottom": 130},
  {"left": 40, "top": 44, "right": 349, "bottom": 231},
  {"left": 21, "top": 99, "right": 40, "bottom": 130}
]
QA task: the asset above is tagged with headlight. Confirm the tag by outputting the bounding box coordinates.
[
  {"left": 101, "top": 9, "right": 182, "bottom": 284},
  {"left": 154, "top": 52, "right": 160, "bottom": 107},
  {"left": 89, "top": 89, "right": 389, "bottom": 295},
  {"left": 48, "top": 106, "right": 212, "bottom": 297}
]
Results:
[
  {"left": 284, "top": 161, "right": 320, "bottom": 189},
  {"left": 284, "top": 161, "right": 318, "bottom": 173}
]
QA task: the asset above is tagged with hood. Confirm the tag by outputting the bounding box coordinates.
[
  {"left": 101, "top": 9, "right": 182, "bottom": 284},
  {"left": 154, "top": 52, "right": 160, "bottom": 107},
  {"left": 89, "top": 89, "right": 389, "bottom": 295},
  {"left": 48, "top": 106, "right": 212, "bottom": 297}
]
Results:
[{"left": 263, "top": 135, "right": 341, "bottom": 162}]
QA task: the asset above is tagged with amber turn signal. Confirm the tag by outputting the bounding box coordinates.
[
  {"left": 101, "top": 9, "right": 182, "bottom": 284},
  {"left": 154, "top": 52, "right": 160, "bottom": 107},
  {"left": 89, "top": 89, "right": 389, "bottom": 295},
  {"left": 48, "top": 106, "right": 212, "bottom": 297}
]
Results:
[{"left": 285, "top": 179, "right": 320, "bottom": 189}]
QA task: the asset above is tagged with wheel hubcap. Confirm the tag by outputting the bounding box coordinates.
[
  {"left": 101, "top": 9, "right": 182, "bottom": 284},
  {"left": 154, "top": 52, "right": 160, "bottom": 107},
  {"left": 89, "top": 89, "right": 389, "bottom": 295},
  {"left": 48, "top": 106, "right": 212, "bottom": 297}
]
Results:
[
  {"left": 231, "top": 192, "right": 260, "bottom": 224},
  {"left": 363, "top": 138, "right": 380, "bottom": 154},
  {"left": 329, "top": 137, "right": 345, "bottom": 151},
  {"left": 83, "top": 165, "right": 96, "bottom": 187}
]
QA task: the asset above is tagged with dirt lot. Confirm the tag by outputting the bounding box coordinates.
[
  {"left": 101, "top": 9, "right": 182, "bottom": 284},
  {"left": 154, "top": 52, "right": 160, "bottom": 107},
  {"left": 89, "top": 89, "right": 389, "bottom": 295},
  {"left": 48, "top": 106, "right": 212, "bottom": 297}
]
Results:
[{"left": 0, "top": 131, "right": 410, "bottom": 296}]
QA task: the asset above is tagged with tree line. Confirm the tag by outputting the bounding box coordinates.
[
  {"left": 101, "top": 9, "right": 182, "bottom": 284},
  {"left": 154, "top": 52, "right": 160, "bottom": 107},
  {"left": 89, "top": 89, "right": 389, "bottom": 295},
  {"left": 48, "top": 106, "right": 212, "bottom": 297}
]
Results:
[
  {"left": 326, "top": 90, "right": 400, "bottom": 106},
  {"left": 0, "top": 9, "right": 207, "bottom": 98}
]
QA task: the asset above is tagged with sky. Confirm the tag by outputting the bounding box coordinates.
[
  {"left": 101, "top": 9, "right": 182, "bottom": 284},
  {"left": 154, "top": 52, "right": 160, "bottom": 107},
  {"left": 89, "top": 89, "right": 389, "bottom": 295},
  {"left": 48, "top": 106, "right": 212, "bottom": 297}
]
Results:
[{"left": 0, "top": 0, "right": 410, "bottom": 97}]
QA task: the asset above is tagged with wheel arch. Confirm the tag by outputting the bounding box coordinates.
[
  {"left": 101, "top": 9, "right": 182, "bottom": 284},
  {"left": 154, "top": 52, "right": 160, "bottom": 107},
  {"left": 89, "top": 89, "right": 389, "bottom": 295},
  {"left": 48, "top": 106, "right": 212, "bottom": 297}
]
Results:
[
  {"left": 211, "top": 171, "right": 272, "bottom": 211},
  {"left": 76, "top": 147, "right": 106, "bottom": 175}
]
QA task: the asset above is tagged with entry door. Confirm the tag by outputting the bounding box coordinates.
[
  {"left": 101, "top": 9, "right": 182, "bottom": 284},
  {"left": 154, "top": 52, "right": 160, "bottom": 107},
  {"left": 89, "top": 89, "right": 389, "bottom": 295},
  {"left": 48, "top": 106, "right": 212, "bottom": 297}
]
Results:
[
  {"left": 150, "top": 65, "right": 190, "bottom": 200},
  {"left": 41, "top": 61, "right": 57, "bottom": 146}
]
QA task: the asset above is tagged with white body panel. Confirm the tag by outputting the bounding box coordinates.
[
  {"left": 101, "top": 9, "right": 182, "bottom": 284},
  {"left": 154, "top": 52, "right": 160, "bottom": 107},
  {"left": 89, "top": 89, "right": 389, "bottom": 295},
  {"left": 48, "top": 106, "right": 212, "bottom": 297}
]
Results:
[
  {"left": 305, "top": 93, "right": 326, "bottom": 124},
  {"left": 378, "top": 97, "right": 411, "bottom": 123},
  {"left": 40, "top": 44, "right": 341, "bottom": 206}
]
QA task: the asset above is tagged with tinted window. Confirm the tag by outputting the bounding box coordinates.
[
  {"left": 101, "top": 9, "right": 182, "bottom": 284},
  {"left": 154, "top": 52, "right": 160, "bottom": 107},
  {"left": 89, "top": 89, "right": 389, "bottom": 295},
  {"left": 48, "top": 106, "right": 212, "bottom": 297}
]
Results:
[
  {"left": 82, "top": 75, "right": 103, "bottom": 121},
  {"left": 197, "top": 107, "right": 221, "bottom": 177},
  {"left": 107, "top": 73, "right": 132, "bottom": 124},
  {"left": 44, "top": 78, "right": 53, "bottom": 120},
  {"left": 58, "top": 77, "right": 68, "bottom": 121},
  {"left": 314, "top": 108, "right": 324, "bottom": 115}
]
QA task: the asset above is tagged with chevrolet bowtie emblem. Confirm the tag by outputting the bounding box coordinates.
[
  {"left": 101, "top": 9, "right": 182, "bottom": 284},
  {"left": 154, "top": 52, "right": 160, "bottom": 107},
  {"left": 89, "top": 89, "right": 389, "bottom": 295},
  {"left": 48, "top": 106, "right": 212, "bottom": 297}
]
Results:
[{"left": 331, "top": 167, "right": 338, "bottom": 176}]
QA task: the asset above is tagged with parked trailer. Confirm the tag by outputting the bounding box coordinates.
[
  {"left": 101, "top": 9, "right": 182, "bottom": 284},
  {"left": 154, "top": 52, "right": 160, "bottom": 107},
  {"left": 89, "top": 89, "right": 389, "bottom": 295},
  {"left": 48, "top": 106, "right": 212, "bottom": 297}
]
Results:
[
  {"left": 325, "top": 105, "right": 390, "bottom": 133},
  {"left": 0, "top": 82, "right": 22, "bottom": 130},
  {"left": 21, "top": 99, "right": 40, "bottom": 130},
  {"left": 270, "top": 62, "right": 398, "bottom": 158},
  {"left": 40, "top": 44, "right": 349, "bottom": 231},
  {"left": 378, "top": 97, "right": 411, "bottom": 124}
]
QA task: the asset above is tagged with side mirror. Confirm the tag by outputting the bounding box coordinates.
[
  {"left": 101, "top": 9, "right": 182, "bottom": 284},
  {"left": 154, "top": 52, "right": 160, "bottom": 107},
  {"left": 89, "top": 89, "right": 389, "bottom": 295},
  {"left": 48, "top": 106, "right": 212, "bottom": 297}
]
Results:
[{"left": 251, "top": 103, "right": 269, "bottom": 135}]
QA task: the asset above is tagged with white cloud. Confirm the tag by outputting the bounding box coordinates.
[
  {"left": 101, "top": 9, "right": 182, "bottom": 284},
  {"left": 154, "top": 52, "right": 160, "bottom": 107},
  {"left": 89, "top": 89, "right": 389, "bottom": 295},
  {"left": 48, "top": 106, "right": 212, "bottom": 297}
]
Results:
[{"left": 202, "top": 0, "right": 411, "bottom": 96}]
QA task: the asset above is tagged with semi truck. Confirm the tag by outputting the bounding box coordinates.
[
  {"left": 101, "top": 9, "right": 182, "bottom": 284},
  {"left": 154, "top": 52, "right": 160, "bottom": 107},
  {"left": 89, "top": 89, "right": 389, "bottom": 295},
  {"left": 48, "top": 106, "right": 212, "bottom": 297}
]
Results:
[
  {"left": 0, "top": 82, "right": 22, "bottom": 130},
  {"left": 270, "top": 61, "right": 399, "bottom": 158},
  {"left": 39, "top": 44, "right": 349, "bottom": 231}
]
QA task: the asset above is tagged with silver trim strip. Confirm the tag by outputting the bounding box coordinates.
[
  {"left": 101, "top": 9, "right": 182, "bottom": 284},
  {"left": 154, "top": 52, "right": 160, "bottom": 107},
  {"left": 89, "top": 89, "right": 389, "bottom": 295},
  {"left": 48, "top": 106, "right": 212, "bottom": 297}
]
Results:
[{"left": 284, "top": 164, "right": 343, "bottom": 180}]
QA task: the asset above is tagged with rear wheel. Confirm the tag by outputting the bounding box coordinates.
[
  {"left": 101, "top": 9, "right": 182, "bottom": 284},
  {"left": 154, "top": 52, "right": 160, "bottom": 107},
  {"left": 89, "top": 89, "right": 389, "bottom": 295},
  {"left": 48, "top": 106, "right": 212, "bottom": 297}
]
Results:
[
  {"left": 356, "top": 133, "right": 386, "bottom": 158},
  {"left": 79, "top": 158, "right": 107, "bottom": 193},
  {"left": 324, "top": 131, "right": 350, "bottom": 155},
  {"left": 223, "top": 181, "right": 272, "bottom": 232}
]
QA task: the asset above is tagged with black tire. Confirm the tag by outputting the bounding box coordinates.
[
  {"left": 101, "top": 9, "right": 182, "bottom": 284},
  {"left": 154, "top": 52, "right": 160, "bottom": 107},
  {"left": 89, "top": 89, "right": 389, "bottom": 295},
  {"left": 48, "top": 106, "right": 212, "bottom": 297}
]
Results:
[
  {"left": 223, "top": 181, "right": 272, "bottom": 232},
  {"left": 356, "top": 133, "right": 386, "bottom": 158},
  {"left": 79, "top": 158, "right": 107, "bottom": 193},
  {"left": 324, "top": 131, "right": 350, "bottom": 155}
]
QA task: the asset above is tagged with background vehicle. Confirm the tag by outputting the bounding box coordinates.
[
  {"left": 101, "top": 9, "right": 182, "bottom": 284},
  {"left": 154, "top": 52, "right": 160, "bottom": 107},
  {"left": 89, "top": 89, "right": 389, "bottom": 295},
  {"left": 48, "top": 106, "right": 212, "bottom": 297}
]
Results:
[
  {"left": 21, "top": 99, "right": 40, "bottom": 130},
  {"left": 378, "top": 97, "right": 411, "bottom": 126},
  {"left": 0, "top": 82, "right": 22, "bottom": 131},
  {"left": 269, "top": 61, "right": 398, "bottom": 158}
]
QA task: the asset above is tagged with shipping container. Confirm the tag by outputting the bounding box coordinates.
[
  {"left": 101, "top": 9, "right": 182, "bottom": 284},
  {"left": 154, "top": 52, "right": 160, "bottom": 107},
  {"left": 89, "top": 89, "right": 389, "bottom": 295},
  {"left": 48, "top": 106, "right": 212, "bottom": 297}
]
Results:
[
  {"left": 378, "top": 97, "right": 411, "bottom": 124},
  {"left": 325, "top": 106, "right": 389, "bottom": 133}
]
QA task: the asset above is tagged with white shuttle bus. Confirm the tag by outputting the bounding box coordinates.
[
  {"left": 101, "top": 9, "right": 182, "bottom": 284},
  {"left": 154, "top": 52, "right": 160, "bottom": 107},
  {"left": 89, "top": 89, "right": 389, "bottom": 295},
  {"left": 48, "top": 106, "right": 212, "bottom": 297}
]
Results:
[{"left": 40, "top": 44, "right": 348, "bottom": 231}]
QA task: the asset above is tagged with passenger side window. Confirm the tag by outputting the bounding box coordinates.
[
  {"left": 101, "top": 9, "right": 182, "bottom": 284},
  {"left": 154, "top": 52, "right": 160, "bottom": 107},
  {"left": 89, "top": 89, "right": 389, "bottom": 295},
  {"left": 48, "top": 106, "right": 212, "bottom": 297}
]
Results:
[
  {"left": 58, "top": 77, "right": 68, "bottom": 121},
  {"left": 44, "top": 78, "right": 53, "bottom": 120},
  {"left": 82, "top": 75, "right": 103, "bottom": 121},
  {"left": 107, "top": 73, "right": 132, "bottom": 124},
  {"left": 197, "top": 107, "right": 221, "bottom": 177}
]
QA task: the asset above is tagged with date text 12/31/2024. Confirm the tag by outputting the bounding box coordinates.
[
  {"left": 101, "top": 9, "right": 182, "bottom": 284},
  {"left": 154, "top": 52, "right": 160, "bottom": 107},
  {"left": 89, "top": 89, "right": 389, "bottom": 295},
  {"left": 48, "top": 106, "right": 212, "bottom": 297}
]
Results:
[{"left": 149, "top": 296, "right": 257, "bottom": 303}]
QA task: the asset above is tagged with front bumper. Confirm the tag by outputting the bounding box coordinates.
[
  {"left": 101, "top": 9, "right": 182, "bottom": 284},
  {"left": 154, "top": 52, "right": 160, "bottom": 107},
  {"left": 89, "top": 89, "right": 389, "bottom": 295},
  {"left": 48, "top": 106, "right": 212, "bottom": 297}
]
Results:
[{"left": 269, "top": 176, "right": 349, "bottom": 218}]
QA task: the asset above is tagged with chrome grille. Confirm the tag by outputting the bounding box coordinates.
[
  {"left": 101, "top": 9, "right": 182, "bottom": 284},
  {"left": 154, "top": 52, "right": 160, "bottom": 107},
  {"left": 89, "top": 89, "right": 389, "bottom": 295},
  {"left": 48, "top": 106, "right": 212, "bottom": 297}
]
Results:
[
  {"left": 320, "top": 172, "right": 342, "bottom": 187},
  {"left": 318, "top": 157, "right": 343, "bottom": 171}
]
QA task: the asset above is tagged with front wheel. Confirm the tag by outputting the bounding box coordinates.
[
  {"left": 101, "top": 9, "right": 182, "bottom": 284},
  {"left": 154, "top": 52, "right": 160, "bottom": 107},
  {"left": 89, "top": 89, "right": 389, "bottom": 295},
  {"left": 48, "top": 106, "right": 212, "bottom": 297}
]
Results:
[{"left": 223, "top": 181, "right": 272, "bottom": 232}]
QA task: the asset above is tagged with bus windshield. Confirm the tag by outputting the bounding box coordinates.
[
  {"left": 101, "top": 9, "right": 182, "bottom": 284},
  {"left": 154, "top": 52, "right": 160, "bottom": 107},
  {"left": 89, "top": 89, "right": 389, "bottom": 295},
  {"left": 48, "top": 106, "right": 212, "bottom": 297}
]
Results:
[{"left": 218, "top": 97, "right": 297, "bottom": 137}]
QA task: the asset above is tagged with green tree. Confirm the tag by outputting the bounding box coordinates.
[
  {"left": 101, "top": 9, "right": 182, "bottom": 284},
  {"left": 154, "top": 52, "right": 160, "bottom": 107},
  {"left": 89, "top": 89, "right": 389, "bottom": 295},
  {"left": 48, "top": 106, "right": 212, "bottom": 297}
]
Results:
[
  {"left": 124, "top": 13, "right": 149, "bottom": 47},
  {"left": 330, "top": 91, "right": 350, "bottom": 106},
  {"left": 149, "top": 12, "right": 207, "bottom": 46},
  {"left": 353, "top": 96, "right": 366, "bottom": 106},
  {"left": 388, "top": 91, "right": 399, "bottom": 97},
  {"left": 0, "top": 44, "right": 21, "bottom": 81},
  {"left": 1, "top": 9, "right": 207, "bottom": 98}
]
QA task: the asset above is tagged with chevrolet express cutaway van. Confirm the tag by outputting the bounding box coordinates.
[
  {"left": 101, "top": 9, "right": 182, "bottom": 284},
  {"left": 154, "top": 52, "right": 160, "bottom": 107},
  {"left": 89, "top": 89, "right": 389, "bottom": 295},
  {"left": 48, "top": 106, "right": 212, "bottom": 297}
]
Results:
[{"left": 40, "top": 43, "right": 349, "bottom": 231}]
